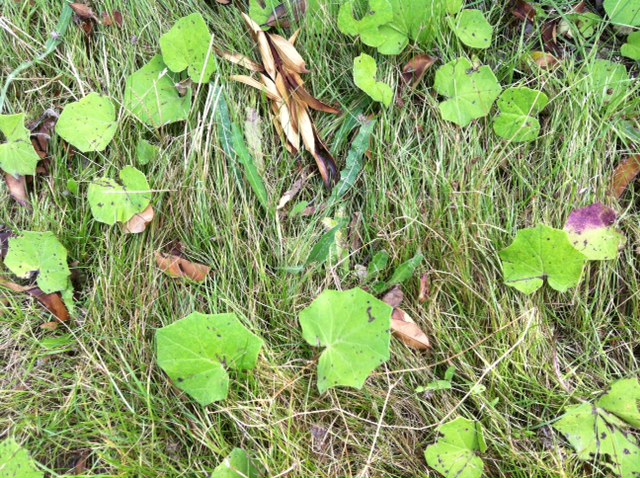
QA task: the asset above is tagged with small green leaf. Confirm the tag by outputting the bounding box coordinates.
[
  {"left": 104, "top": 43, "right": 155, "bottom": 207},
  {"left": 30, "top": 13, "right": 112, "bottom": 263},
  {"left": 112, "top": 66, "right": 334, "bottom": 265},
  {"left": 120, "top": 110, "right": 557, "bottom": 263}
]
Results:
[
  {"left": 453, "top": 10, "right": 493, "bottom": 49},
  {"left": 211, "top": 448, "right": 265, "bottom": 478},
  {"left": 582, "top": 59, "right": 630, "bottom": 108},
  {"left": 433, "top": 57, "right": 501, "bottom": 127},
  {"left": 338, "top": 0, "right": 405, "bottom": 55},
  {"left": 299, "top": 288, "right": 392, "bottom": 393},
  {"left": 249, "top": 0, "right": 281, "bottom": 26},
  {"left": 124, "top": 55, "right": 192, "bottom": 128},
  {"left": 156, "top": 312, "right": 264, "bottom": 406},
  {"left": 499, "top": 224, "right": 587, "bottom": 294},
  {"left": 367, "top": 250, "right": 390, "bottom": 280},
  {"left": 55, "top": 93, "right": 117, "bottom": 153},
  {"left": 0, "top": 438, "right": 43, "bottom": 478},
  {"left": 0, "top": 113, "right": 40, "bottom": 177},
  {"left": 564, "top": 203, "right": 625, "bottom": 260},
  {"left": 425, "top": 417, "right": 487, "bottom": 478},
  {"left": 4, "top": 231, "right": 71, "bottom": 294},
  {"left": 493, "top": 87, "right": 549, "bottom": 142},
  {"left": 604, "top": 0, "right": 640, "bottom": 27},
  {"left": 553, "top": 378, "right": 640, "bottom": 477},
  {"left": 386, "top": 252, "right": 424, "bottom": 287},
  {"left": 66, "top": 178, "right": 79, "bottom": 195},
  {"left": 306, "top": 220, "right": 348, "bottom": 266},
  {"left": 231, "top": 123, "right": 270, "bottom": 211},
  {"left": 622, "top": 31, "right": 640, "bottom": 60},
  {"left": 136, "top": 139, "right": 159, "bottom": 166},
  {"left": 445, "top": 0, "right": 464, "bottom": 15},
  {"left": 353, "top": 54, "right": 393, "bottom": 107},
  {"left": 87, "top": 166, "right": 151, "bottom": 225},
  {"left": 159, "top": 13, "right": 217, "bottom": 83}
]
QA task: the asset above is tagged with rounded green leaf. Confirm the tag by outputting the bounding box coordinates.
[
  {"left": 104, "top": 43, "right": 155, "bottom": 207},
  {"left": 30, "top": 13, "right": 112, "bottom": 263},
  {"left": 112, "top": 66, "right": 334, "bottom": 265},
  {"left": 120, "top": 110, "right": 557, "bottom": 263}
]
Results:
[
  {"left": 156, "top": 312, "right": 264, "bottom": 406},
  {"left": 159, "top": 13, "right": 217, "bottom": 84},
  {"left": 453, "top": 9, "right": 493, "bottom": 49},
  {"left": 338, "top": 0, "right": 393, "bottom": 37},
  {"left": 433, "top": 58, "right": 501, "bottom": 127},
  {"left": 499, "top": 224, "right": 587, "bottom": 294},
  {"left": 87, "top": 166, "right": 151, "bottom": 225},
  {"left": 136, "top": 139, "right": 159, "bottom": 166},
  {"left": 55, "top": 93, "right": 117, "bottom": 153},
  {"left": 4, "top": 231, "right": 71, "bottom": 294},
  {"left": 211, "top": 449, "right": 265, "bottom": 478},
  {"left": 604, "top": 0, "right": 640, "bottom": 26},
  {"left": 299, "top": 288, "right": 392, "bottom": 393},
  {"left": 621, "top": 31, "right": 640, "bottom": 60},
  {"left": 582, "top": 59, "right": 630, "bottom": 108},
  {"left": 0, "top": 438, "right": 43, "bottom": 478},
  {"left": 564, "top": 203, "right": 625, "bottom": 261},
  {"left": 493, "top": 87, "right": 549, "bottom": 142},
  {"left": 0, "top": 113, "right": 40, "bottom": 177},
  {"left": 353, "top": 54, "right": 393, "bottom": 107},
  {"left": 124, "top": 55, "right": 192, "bottom": 128},
  {"left": 424, "top": 417, "right": 487, "bottom": 478}
]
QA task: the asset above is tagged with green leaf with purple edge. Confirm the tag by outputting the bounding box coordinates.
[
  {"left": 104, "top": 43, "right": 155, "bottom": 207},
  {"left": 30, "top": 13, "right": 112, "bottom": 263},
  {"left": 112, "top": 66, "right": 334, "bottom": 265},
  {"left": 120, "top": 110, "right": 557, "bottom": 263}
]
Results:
[{"left": 564, "top": 203, "right": 626, "bottom": 261}]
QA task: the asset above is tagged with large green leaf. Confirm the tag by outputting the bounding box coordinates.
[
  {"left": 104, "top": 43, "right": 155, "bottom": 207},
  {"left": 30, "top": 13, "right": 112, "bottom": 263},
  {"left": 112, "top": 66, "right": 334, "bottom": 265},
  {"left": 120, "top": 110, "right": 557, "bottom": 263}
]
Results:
[
  {"left": 433, "top": 58, "right": 501, "bottom": 127},
  {"left": 159, "top": 13, "right": 216, "bottom": 84},
  {"left": 211, "top": 448, "right": 265, "bottom": 478},
  {"left": 353, "top": 54, "right": 393, "bottom": 107},
  {"left": 499, "top": 224, "right": 587, "bottom": 294},
  {"left": 553, "top": 378, "right": 640, "bottom": 477},
  {"left": 87, "top": 166, "right": 151, "bottom": 225},
  {"left": 0, "top": 113, "right": 40, "bottom": 177},
  {"left": 604, "top": 0, "right": 640, "bottom": 26},
  {"left": 621, "top": 31, "right": 640, "bottom": 60},
  {"left": 564, "top": 203, "right": 625, "bottom": 260},
  {"left": 156, "top": 312, "right": 264, "bottom": 406},
  {"left": 425, "top": 417, "right": 487, "bottom": 478},
  {"left": 4, "top": 231, "right": 71, "bottom": 295},
  {"left": 0, "top": 438, "right": 43, "bottom": 478},
  {"left": 452, "top": 9, "right": 493, "bottom": 49},
  {"left": 55, "top": 93, "right": 117, "bottom": 152},
  {"left": 299, "top": 288, "right": 392, "bottom": 393},
  {"left": 124, "top": 55, "right": 192, "bottom": 127},
  {"left": 493, "top": 87, "right": 549, "bottom": 142}
]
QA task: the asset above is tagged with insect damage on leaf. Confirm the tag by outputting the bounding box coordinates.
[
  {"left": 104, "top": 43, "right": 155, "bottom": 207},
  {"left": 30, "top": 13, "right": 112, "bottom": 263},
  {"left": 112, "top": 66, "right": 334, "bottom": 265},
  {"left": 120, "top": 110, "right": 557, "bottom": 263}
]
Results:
[
  {"left": 124, "top": 55, "right": 192, "bottom": 128},
  {"left": 298, "top": 288, "right": 392, "bottom": 393},
  {"left": 553, "top": 378, "right": 640, "bottom": 477},
  {"left": 353, "top": 54, "right": 393, "bottom": 107},
  {"left": 87, "top": 166, "right": 151, "bottom": 226},
  {"left": 0, "top": 438, "right": 43, "bottom": 478},
  {"left": 424, "top": 417, "right": 487, "bottom": 478},
  {"left": 0, "top": 113, "right": 40, "bottom": 178},
  {"left": 564, "top": 203, "right": 625, "bottom": 260},
  {"left": 499, "top": 224, "right": 587, "bottom": 294},
  {"left": 55, "top": 93, "right": 117, "bottom": 153},
  {"left": 433, "top": 58, "right": 501, "bottom": 127},
  {"left": 211, "top": 448, "right": 265, "bottom": 478},
  {"left": 155, "top": 312, "right": 264, "bottom": 406},
  {"left": 452, "top": 9, "right": 493, "bottom": 49},
  {"left": 493, "top": 87, "right": 549, "bottom": 142},
  {"left": 159, "top": 13, "right": 217, "bottom": 83}
]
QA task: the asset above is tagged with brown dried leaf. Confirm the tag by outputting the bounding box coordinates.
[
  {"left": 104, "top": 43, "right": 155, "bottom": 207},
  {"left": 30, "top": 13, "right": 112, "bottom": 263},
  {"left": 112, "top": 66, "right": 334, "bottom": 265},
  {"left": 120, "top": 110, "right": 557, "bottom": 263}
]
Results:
[
  {"left": 542, "top": 19, "right": 561, "bottom": 54},
  {"left": 155, "top": 252, "right": 211, "bottom": 282},
  {"left": 217, "top": 50, "right": 265, "bottom": 72},
  {"left": 242, "top": 13, "right": 277, "bottom": 78},
  {"left": 124, "top": 205, "right": 154, "bottom": 234},
  {"left": 101, "top": 12, "right": 113, "bottom": 26},
  {"left": 401, "top": 54, "right": 437, "bottom": 88},
  {"left": 113, "top": 10, "right": 123, "bottom": 27},
  {"left": 0, "top": 279, "right": 70, "bottom": 324},
  {"left": 277, "top": 174, "right": 308, "bottom": 209},
  {"left": 5, "top": 174, "right": 29, "bottom": 206},
  {"left": 391, "top": 308, "right": 430, "bottom": 350},
  {"left": 418, "top": 273, "right": 430, "bottom": 303},
  {"left": 610, "top": 155, "right": 640, "bottom": 199},
  {"left": 511, "top": 0, "right": 536, "bottom": 22},
  {"left": 230, "top": 75, "right": 281, "bottom": 101},
  {"left": 263, "top": 0, "right": 308, "bottom": 28},
  {"left": 382, "top": 285, "right": 404, "bottom": 308},
  {"left": 530, "top": 51, "right": 560, "bottom": 69},
  {"left": 268, "top": 33, "right": 309, "bottom": 74},
  {"left": 310, "top": 128, "right": 338, "bottom": 188},
  {"left": 216, "top": 0, "right": 232, "bottom": 4},
  {"left": 70, "top": 3, "right": 97, "bottom": 20}
]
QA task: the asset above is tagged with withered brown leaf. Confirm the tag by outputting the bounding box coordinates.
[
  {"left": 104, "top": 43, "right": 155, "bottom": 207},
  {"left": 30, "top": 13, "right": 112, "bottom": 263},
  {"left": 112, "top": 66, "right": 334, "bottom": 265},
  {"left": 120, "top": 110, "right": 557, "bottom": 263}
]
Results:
[{"left": 155, "top": 252, "right": 211, "bottom": 282}]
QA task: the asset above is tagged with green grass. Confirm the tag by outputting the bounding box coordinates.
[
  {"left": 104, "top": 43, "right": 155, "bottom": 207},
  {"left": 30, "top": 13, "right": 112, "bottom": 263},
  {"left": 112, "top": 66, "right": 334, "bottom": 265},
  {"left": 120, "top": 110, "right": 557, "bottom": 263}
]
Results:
[{"left": 1, "top": 0, "right": 639, "bottom": 476}]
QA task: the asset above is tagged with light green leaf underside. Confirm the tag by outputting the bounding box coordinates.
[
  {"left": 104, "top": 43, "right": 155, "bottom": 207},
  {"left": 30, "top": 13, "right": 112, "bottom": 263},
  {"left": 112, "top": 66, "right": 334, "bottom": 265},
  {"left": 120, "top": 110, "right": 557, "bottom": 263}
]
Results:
[
  {"left": 156, "top": 312, "right": 264, "bottom": 406},
  {"left": 56, "top": 93, "right": 117, "bottom": 152},
  {"left": 87, "top": 166, "right": 151, "bottom": 225},
  {"left": 299, "top": 288, "right": 392, "bottom": 393}
]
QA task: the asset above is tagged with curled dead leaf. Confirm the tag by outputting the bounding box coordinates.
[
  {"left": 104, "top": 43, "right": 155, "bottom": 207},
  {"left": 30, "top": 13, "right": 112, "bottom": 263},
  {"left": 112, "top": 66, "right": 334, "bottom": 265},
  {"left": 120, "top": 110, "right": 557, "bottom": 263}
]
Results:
[
  {"left": 70, "top": 3, "right": 98, "bottom": 20},
  {"left": 610, "top": 155, "right": 640, "bottom": 199},
  {"left": 5, "top": 174, "right": 29, "bottom": 207},
  {"left": 155, "top": 251, "right": 211, "bottom": 282},
  {"left": 382, "top": 286, "right": 404, "bottom": 308},
  {"left": 101, "top": 12, "right": 113, "bottom": 26},
  {"left": 124, "top": 205, "right": 154, "bottom": 234},
  {"left": 268, "top": 33, "right": 309, "bottom": 74},
  {"left": 113, "top": 10, "right": 123, "bottom": 27},
  {"left": 29, "top": 108, "right": 59, "bottom": 159},
  {"left": 401, "top": 54, "right": 437, "bottom": 88},
  {"left": 511, "top": 0, "right": 536, "bottom": 22},
  {"left": 216, "top": 50, "right": 265, "bottom": 72},
  {"left": 0, "top": 279, "right": 70, "bottom": 325},
  {"left": 391, "top": 308, "right": 430, "bottom": 350},
  {"left": 418, "top": 273, "right": 430, "bottom": 304}
]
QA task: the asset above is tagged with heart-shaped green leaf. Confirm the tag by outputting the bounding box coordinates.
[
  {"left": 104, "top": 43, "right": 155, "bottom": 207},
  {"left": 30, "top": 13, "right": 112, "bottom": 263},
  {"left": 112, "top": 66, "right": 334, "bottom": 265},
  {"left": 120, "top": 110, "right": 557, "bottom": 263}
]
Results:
[
  {"left": 425, "top": 417, "right": 487, "bottom": 478},
  {"left": 159, "top": 13, "right": 217, "bottom": 83},
  {"left": 353, "top": 54, "right": 393, "bottom": 107},
  {"left": 622, "top": 31, "right": 640, "bottom": 60},
  {"left": 299, "top": 288, "right": 392, "bottom": 393},
  {"left": 564, "top": 203, "right": 625, "bottom": 260},
  {"left": 4, "top": 231, "right": 71, "bottom": 295},
  {"left": 433, "top": 58, "right": 501, "bottom": 127},
  {"left": 0, "top": 113, "right": 40, "bottom": 177},
  {"left": 156, "top": 312, "right": 264, "bottom": 406},
  {"left": 604, "top": 0, "right": 640, "bottom": 26},
  {"left": 499, "top": 224, "right": 587, "bottom": 294},
  {"left": 124, "top": 55, "right": 192, "bottom": 128},
  {"left": 87, "top": 166, "right": 151, "bottom": 225},
  {"left": 453, "top": 9, "right": 493, "bottom": 49},
  {"left": 0, "top": 438, "right": 43, "bottom": 478},
  {"left": 55, "top": 93, "right": 117, "bottom": 152},
  {"left": 211, "top": 449, "right": 265, "bottom": 478},
  {"left": 493, "top": 87, "right": 549, "bottom": 142}
]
